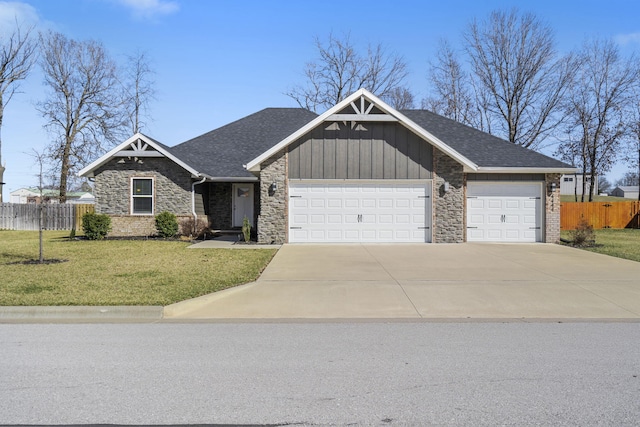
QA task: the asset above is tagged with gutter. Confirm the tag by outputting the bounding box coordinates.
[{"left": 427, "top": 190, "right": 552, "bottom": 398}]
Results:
[{"left": 191, "top": 176, "right": 207, "bottom": 234}]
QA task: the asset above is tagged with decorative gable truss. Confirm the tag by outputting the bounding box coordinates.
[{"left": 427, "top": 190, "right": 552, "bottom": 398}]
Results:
[
  {"left": 329, "top": 94, "right": 398, "bottom": 124},
  {"left": 78, "top": 133, "right": 202, "bottom": 178},
  {"left": 115, "top": 137, "right": 165, "bottom": 160}
]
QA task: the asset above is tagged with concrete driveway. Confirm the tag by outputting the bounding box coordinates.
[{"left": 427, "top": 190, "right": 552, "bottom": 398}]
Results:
[{"left": 164, "top": 244, "right": 640, "bottom": 320}]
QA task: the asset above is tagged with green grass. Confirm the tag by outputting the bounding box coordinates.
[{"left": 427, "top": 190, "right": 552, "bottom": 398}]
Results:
[
  {"left": 561, "top": 229, "right": 640, "bottom": 262},
  {"left": 560, "top": 195, "right": 630, "bottom": 203},
  {"left": 0, "top": 230, "right": 276, "bottom": 306}
]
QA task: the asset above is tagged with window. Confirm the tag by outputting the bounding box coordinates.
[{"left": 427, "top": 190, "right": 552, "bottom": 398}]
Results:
[
  {"left": 131, "top": 178, "right": 153, "bottom": 215},
  {"left": 564, "top": 177, "right": 573, "bottom": 182}
]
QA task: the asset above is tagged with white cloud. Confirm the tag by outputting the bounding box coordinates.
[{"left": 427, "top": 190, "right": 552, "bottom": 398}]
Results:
[
  {"left": 116, "top": 0, "right": 179, "bottom": 19},
  {"left": 615, "top": 32, "right": 640, "bottom": 46},
  {"left": 0, "top": 1, "right": 39, "bottom": 34}
]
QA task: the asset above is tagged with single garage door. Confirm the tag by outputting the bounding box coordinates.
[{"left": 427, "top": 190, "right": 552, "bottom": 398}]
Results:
[
  {"left": 289, "top": 181, "right": 431, "bottom": 243},
  {"left": 467, "top": 182, "right": 543, "bottom": 242}
]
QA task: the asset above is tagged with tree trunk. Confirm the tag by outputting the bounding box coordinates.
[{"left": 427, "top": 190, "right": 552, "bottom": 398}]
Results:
[
  {"left": 58, "top": 137, "right": 73, "bottom": 204},
  {"left": 0, "top": 100, "right": 4, "bottom": 203}
]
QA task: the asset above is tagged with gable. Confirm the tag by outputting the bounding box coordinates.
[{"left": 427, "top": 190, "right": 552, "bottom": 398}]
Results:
[
  {"left": 288, "top": 121, "right": 432, "bottom": 180},
  {"left": 247, "top": 89, "right": 576, "bottom": 174},
  {"left": 79, "top": 133, "right": 200, "bottom": 178}
]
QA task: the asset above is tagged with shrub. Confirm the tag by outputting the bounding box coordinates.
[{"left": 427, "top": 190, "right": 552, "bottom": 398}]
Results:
[
  {"left": 570, "top": 218, "right": 595, "bottom": 247},
  {"left": 181, "top": 217, "right": 209, "bottom": 239},
  {"left": 242, "top": 216, "right": 251, "bottom": 243},
  {"left": 155, "top": 211, "right": 179, "bottom": 238},
  {"left": 82, "top": 213, "right": 112, "bottom": 240}
]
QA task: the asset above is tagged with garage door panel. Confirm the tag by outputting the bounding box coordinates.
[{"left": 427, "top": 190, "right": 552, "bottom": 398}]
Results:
[
  {"left": 362, "top": 198, "right": 376, "bottom": 208},
  {"left": 289, "top": 182, "right": 431, "bottom": 243},
  {"left": 505, "top": 200, "right": 520, "bottom": 209},
  {"left": 487, "top": 199, "right": 503, "bottom": 209},
  {"left": 487, "top": 214, "right": 503, "bottom": 224},
  {"left": 467, "top": 183, "right": 542, "bottom": 243},
  {"left": 344, "top": 199, "right": 359, "bottom": 208}
]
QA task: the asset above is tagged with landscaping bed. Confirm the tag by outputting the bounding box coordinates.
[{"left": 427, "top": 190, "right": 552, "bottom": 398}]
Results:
[{"left": 0, "top": 230, "right": 276, "bottom": 306}]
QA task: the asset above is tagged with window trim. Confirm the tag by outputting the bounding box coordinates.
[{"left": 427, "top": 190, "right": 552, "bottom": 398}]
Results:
[{"left": 130, "top": 177, "right": 154, "bottom": 215}]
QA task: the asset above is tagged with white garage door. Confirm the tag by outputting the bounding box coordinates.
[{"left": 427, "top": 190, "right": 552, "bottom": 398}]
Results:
[
  {"left": 289, "top": 181, "right": 431, "bottom": 243},
  {"left": 467, "top": 182, "right": 543, "bottom": 242}
]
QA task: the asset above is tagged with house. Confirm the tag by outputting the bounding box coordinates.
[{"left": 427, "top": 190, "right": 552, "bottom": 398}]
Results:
[
  {"left": 79, "top": 89, "right": 575, "bottom": 243},
  {"left": 9, "top": 188, "right": 95, "bottom": 204},
  {"left": 560, "top": 174, "right": 598, "bottom": 196},
  {"left": 611, "top": 186, "right": 639, "bottom": 200}
]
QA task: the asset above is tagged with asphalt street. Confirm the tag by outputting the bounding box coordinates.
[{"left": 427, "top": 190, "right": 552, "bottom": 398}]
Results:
[{"left": 1, "top": 322, "right": 639, "bottom": 426}]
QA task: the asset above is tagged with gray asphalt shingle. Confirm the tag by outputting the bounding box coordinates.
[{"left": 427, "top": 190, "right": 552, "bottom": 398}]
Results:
[
  {"left": 169, "top": 108, "right": 318, "bottom": 178},
  {"left": 400, "top": 109, "right": 572, "bottom": 169},
  {"left": 167, "top": 107, "right": 571, "bottom": 178}
]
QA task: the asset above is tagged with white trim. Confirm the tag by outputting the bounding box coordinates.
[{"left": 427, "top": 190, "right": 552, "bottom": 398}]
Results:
[
  {"left": 130, "top": 176, "right": 155, "bottom": 216},
  {"left": 206, "top": 176, "right": 258, "bottom": 182},
  {"left": 288, "top": 178, "right": 432, "bottom": 185},
  {"left": 473, "top": 167, "right": 579, "bottom": 174},
  {"left": 245, "top": 89, "right": 478, "bottom": 172},
  {"left": 78, "top": 133, "right": 201, "bottom": 178}
]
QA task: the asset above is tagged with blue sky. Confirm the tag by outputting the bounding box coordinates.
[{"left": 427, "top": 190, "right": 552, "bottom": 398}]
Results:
[{"left": 1, "top": 0, "right": 639, "bottom": 198}]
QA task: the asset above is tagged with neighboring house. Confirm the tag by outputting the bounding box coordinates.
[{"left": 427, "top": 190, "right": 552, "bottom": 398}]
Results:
[
  {"left": 611, "top": 186, "right": 640, "bottom": 200},
  {"left": 9, "top": 188, "right": 95, "bottom": 204},
  {"left": 79, "top": 89, "right": 575, "bottom": 243},
  {"left": 560, "top": 174, "right": 598, "bottom": 196}
]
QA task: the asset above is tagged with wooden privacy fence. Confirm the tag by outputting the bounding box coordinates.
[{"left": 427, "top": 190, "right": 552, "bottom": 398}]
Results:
[
  {"left": 561, "top": 201, "right": 640, "bottom": 230},
  {"left": 0, "top": 203, "right": 95, "bottom": 231}
]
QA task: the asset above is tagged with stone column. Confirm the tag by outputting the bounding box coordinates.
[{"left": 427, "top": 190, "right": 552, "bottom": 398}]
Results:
[
  {"left": 433, "top": 150, "right": 465, "bottom": 243},
  {"left": 545, "top": 173, "right": 561, "bottom": 243},
  {"left": 257, "top": 150, "right": 287, "bottom": 244}
]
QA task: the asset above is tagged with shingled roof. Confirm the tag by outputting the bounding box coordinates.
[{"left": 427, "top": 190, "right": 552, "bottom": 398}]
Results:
[
  {"left": 400, "top": 109, "right": 571, "bottom": 169},
  {"left": 169, "top": 108, "right": 318, "bottom": 179}
]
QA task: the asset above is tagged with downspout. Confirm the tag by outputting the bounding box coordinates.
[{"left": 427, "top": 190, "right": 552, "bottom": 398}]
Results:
[{"left": 191, "top": 176, "right": 207, "bottom": 235}]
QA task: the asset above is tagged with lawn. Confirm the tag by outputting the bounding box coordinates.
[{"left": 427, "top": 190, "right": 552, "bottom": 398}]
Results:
[
  {"left": 560, "top": 229, "right": 640, "bottom": 262},
  {"left": 0, "top": 230, "right": 277, "bottom": 306},
  {"left": 560, "top": 195, "right": 630, "bottom": 203}
]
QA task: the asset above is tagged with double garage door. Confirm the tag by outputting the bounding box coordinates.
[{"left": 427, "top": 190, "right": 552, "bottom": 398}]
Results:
[
  {"left": 288, "top": 181, "right": 543, "bottom": 243},
  {"left": 289, "top": 181, "right": 431, "bottom": 243},
  {"left": 467, "top": 182, "right": 543, "bottom": 242}
]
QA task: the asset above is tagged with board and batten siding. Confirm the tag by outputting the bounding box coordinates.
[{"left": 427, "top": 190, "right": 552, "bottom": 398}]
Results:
[{"left": 288, "top": 122, "right": 433, "bottom": 180}]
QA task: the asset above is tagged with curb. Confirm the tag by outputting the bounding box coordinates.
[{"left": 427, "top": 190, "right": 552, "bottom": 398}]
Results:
[
  {"left": 0, "top": 306, "right": 164, "bottom": 322},
  {"left": 163, "top": 281, "right": 258, "bottom": 318}
]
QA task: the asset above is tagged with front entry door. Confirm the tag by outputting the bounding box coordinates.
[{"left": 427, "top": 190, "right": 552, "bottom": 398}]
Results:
[{"left": 232, "top": 183, "right": 254, "bottom": 227}]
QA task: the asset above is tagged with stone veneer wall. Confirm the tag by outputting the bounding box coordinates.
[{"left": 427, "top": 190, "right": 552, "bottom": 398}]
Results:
[
  {"left": 545, "top": 173, "right": 561, "bottom": 243},
  {"left": 94, "top": 157, "right": 193, "bottom": 236},
  {"left": 433, "top": 149, "right": 465, "bottom": 243},
  {"left": 257, "top": 150, "right": 287, "bottom": 244}
]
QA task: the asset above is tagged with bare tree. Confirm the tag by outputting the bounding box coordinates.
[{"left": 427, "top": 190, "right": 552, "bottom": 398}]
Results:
[
  {"left": 286, "top": 33, "right": 409, "bottom": 112},
  {"left": 626, "top": 93, "right": 640, "bottom": 200},
  {"left": 615, "top": 171, "right": 639, "bottom": 187},
  {"left": 37, "top": 31, "right": 125, "bottom": 203},
  {"left": 30, "top": 148, "right": 46, "bottom": 263},
  {"left": 557, "top": 38, "right": 639, "bottom": 201},
  {"left": 423, "top": 39, "right": 486, "bottom": 129},
  {"left": 598, "top": 176, "right": 612, "bottom": 195},
  {"left": 123, "top": 50, "right": 155, "bottom": 134},
  {"left": 0, "top": 20, "right": 37, "bottom": 201},
  {"left": 385, "top": 86, "right": 415, "bottom": 110},
  {"left": 464, "top": 9, "right": 572, "bottom": 149}
]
